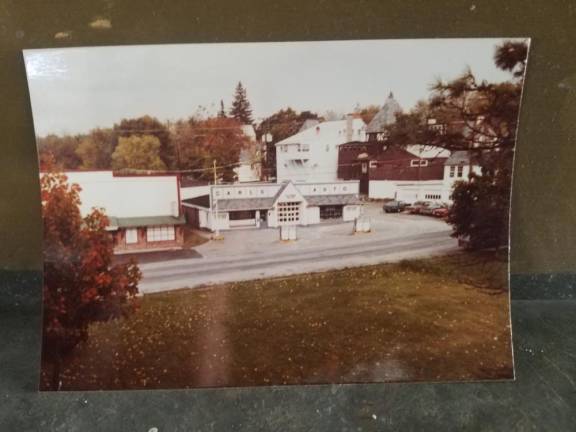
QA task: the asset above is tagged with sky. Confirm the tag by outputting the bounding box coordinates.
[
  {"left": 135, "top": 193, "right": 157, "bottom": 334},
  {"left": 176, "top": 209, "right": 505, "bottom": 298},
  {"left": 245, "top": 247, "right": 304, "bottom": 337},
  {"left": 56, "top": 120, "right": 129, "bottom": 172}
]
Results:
[{"left": 23, "top": 38, "right": 523, "bottom": 136}]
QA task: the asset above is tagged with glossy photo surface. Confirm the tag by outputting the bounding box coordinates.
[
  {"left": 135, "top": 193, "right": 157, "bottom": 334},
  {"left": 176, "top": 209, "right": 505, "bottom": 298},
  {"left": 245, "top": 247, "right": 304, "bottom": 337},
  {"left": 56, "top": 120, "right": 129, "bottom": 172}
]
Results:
[{"left": 23, "top": 38, "right": 529, "bottom": 391}]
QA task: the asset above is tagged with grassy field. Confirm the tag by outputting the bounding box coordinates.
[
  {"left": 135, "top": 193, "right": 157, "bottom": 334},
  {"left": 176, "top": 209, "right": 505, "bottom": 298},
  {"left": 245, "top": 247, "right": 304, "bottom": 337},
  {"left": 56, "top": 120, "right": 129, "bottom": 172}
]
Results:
[{"left": 44, "top": 251, "right": 513, "bottom": 390}]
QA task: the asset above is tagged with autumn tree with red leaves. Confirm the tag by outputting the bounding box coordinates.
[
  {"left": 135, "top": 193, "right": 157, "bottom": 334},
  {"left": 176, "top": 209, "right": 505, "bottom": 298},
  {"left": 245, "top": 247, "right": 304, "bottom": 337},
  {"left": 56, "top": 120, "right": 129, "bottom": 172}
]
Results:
[{"left": 41, "top": 171, "right": 141, "bottom": 390}]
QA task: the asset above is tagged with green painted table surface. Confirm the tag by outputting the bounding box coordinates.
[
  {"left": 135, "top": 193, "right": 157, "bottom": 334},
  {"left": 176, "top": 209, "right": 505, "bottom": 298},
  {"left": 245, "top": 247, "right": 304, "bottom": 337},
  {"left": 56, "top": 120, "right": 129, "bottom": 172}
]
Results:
[{"left": 1, "top": 1, "right": 575, "bottom": 430}]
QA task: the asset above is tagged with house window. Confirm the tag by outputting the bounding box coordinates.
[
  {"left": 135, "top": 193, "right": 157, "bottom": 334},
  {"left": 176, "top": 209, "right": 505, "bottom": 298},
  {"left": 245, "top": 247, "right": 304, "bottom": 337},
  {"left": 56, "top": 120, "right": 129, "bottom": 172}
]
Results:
[
  {"left": 410, "top": 159, "right": 428, "bottom": 167},
  {"left": 449, "top": 166, "right": 456, "bottom": 178},
  {"left": 301, "top": 144, "right": 310, "bottom": 152},
  {"left": 125, "top": 228, "right": 138, "bottom": 244},
  {"left": 457, "top": 166, "right": 464, "bottom": 178},
  {"left": 146, "top": 225, "right": 175, "bottom": 242},
  {"left": 277, "top": 201, "right": 300, "bottom": 224},
  {"left": 425, "top": 194, "right": 442, "bottom": 200}
]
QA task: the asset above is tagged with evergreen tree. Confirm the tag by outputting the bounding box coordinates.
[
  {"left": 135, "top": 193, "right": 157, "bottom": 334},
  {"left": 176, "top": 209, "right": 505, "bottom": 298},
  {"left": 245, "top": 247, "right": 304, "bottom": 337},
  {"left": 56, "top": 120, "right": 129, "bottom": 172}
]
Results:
[
  {"left": 229, "top": 81, "right": 253, "bottom": 124},
  {"left": 218, "top": 99, "right": 227, "bottom": 118},
  {"left": 385, "top": 40, "right": 528, "bottom": 250}
]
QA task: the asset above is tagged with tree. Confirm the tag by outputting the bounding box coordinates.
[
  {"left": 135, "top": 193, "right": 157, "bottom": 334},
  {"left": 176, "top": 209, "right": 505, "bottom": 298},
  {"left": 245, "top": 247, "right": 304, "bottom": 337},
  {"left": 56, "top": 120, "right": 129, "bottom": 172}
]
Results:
[
  {"left": 448, "top": 174, "right": 510, "bottom": 250},
  {"left": 114, "top": 116, "right": 172, "bottom": 167},
  {"left": 111, "top": 135, "right": 167, "bottom": 171},
  {"left": 354, "top": 104, "right": 381, "bottom": 125},
  {"left": 385, "top": 40, "right": 528, "bottom": 250},
  {"left": 229, "top": 81, "right": 253, "bottom": 124},
  {"left": 218, "top": 100, "right": 227, "bottom": 118},
  {"left": 41, "top": 171, "right": 141, "bottom": 390},
  {"left": 173, "top": 116, "right": 250, "bottom": 182},
  {"left": 494, "top": 40, "right": 528, "bottom": 78},
  {"left": 37, "top": 134, "right": 83, "bottom": 170},
  {"left": 256, "top": 108, "right": 320, "bottom": 179},
  {"left": 75, "top": 128, "right": 116, "bottom": 169}
]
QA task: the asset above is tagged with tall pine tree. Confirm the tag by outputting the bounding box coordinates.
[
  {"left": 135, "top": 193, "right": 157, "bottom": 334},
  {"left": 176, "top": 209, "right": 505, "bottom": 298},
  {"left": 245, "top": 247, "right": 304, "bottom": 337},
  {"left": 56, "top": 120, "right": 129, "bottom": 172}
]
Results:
[{"left": 229, "top": 81, "right": 253, "bottom": 124}]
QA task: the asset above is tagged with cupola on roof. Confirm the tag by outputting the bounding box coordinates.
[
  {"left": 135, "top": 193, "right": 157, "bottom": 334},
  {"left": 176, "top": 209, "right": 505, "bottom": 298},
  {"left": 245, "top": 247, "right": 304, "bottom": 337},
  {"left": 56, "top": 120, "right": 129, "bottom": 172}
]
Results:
[{"left": 366, "top": 92, "right": 402, "bottom": 134}]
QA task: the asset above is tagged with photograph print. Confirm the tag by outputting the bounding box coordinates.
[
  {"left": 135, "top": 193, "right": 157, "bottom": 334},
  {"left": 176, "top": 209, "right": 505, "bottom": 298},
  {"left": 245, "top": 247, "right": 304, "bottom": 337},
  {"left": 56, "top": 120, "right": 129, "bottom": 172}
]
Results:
[{"left": 24, "top": 38, "right": 529, "bottom": 391}]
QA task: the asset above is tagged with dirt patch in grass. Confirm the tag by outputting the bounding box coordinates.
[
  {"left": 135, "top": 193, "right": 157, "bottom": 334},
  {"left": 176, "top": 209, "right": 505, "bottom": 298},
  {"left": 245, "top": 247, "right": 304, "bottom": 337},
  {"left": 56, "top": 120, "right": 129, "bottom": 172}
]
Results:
[{"left": 46, "top": 251, "right": 513, "bottom": 390}]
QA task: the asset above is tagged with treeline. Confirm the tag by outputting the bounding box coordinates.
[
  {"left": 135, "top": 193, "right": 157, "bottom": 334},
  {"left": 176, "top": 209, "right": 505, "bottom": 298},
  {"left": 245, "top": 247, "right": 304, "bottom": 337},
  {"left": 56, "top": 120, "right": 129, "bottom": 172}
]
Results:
[{"left": 38, "top": 81, "right": 331, "bottom": 181}]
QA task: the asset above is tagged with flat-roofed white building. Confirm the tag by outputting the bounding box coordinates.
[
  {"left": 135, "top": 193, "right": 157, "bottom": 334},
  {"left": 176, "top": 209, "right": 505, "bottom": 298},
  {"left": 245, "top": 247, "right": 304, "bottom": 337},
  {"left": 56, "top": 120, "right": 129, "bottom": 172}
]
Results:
[
  {"left": 181, "top": 180, "right": 362, "bottom": 231},
  {"left": 50, "top": 171, "right": 186, "bottom": 253}
]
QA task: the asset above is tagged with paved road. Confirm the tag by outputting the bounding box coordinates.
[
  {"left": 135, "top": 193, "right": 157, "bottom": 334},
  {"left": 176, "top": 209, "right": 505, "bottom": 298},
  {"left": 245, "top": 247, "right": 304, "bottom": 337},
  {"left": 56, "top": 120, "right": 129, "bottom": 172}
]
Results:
[{"left": 138, "top": 229, "right": 458, "bottom": 293}]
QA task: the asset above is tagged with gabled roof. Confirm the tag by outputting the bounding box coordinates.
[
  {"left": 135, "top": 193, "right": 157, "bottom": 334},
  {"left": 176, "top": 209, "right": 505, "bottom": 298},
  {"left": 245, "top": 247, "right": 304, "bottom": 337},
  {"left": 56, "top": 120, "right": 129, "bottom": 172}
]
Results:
[
  {"left": 406, "top": 145, "right": 451, "bottom": 159},
  {"left": 366, "top": 92, "right": 402, "bottom": 133},
  {"left": 298, "top": 119, "right": 320, "bottom": 132},
  {"left": 272, "top": 181, "right": 307, "bottom": 205},
  {"left": 183, "top": 195, "right": 210, "bottom": 208},
  {"left": 276, "top": 118, "right": 366, "bottom": 146}
]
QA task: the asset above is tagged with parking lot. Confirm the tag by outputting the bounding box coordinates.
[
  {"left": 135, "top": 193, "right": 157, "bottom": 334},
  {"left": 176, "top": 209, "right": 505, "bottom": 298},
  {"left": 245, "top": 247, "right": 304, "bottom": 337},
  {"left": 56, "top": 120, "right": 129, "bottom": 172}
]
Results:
[{"left": 138, "top": 202, "right": 458, "bottom": 292}]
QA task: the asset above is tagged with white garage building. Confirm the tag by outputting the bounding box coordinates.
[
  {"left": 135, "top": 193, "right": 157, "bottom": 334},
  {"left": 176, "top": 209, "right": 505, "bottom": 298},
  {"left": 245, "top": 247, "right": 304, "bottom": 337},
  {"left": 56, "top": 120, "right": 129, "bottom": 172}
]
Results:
[{"left": 182, "top": 180, "right": 362, "bottom": 231}]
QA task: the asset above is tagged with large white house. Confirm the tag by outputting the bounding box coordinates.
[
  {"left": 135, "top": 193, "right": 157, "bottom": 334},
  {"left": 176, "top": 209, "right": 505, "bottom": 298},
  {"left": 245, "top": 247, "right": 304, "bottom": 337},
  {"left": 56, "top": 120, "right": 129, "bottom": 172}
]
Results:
[
  {"left": 52, "top": 171, "right": 185, "bottom": 253},
  {"left": 275, "top": 116, "right": 366, "bottom": 183},
  {"left": 181, "top": 180, "right": 362, "bottom": 231}
]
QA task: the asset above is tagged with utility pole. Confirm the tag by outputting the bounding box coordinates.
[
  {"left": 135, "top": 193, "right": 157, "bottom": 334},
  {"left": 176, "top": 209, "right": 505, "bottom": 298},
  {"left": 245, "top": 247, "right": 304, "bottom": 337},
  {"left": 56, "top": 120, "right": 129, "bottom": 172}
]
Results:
[{"left": 213, "top": 160, "right": 220, "bottom": 238}]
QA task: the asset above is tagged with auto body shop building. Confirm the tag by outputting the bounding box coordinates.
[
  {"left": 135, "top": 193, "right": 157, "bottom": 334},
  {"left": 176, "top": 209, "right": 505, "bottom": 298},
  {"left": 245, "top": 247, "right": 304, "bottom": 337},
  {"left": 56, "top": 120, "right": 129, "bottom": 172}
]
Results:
[{"left": 181, "top": 180, "right": 362, "bottom": 231}]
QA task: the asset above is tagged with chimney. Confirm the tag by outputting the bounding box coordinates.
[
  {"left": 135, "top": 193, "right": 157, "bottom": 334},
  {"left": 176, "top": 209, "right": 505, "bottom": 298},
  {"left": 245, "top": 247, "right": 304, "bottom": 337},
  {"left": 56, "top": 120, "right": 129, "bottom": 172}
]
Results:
[{"left": 345, "top": 114, "right": 354, "bottom": 142}]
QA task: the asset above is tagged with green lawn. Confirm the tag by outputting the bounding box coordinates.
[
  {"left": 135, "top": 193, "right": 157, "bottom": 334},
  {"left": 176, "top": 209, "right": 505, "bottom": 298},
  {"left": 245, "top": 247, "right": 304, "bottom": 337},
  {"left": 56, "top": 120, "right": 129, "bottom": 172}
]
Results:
[{"left": 44, "top": 251, "right": 513, "bottom": 390}]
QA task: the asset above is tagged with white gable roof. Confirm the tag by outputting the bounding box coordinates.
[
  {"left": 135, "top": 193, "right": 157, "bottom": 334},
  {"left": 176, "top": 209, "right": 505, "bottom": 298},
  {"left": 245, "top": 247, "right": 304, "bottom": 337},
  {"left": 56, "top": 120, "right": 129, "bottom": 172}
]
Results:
[
  {"left": 406, "top": 145, "right": 450, "bottom": 159},
  {"left": 273, "top": 181, "right": 307, "bottom": 205},
  {"left": 276, "top": 118, "right": 366, "bottom": 146}
]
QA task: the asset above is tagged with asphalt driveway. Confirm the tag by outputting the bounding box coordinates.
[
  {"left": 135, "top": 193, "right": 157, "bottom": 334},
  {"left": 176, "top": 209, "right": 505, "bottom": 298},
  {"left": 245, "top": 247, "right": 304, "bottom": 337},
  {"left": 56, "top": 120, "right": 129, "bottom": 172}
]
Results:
[{"left": 137, "top": 203, "right": 457, "bottom": 293}]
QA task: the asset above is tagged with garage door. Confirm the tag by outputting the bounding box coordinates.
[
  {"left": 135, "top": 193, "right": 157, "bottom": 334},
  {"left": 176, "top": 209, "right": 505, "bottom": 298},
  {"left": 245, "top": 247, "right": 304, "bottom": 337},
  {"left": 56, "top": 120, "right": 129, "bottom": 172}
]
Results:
[
  {"left": 320, "top": 205, "right": 343, "bottom": 220},
  {"left": 397, "top": 190, "right": 418, "bottom": 204}
]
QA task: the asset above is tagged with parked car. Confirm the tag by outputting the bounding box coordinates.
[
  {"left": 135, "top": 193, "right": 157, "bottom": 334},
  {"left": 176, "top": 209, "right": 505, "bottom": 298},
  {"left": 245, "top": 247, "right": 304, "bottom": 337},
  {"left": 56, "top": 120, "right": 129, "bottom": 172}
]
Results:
[
  {"left": 406, "top": 201, "right": 429, "bottom": 215},
  {"left": 383, "top": 200, "right": 407, "bottom": 213},
  {"left": 432, "top": 207, "right": 449, "bottom": 218},
  {"left": 420, "top": 202, "right": 445, "bottom": 216}
]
